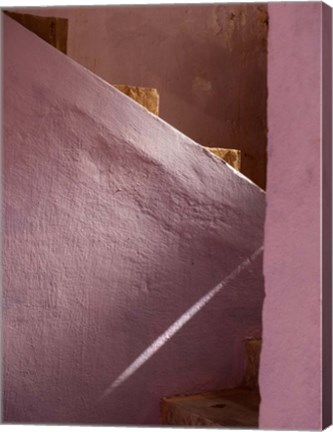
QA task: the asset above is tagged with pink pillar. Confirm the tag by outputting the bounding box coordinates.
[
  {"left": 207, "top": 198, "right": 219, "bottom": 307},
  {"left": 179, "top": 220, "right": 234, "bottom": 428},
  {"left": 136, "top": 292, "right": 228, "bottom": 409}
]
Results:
[{"left": 259, "top": 3, "right": 332, "bottom": 429}]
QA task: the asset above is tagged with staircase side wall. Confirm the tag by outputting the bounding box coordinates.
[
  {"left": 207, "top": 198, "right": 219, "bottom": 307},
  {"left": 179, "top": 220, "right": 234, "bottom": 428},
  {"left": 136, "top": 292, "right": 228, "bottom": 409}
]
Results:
[
  {"left": 3, "top": 16, "right": 265, "bottom": 425},
  {"left": 11, "top": 4, "right": 268, "bottom": 189}
]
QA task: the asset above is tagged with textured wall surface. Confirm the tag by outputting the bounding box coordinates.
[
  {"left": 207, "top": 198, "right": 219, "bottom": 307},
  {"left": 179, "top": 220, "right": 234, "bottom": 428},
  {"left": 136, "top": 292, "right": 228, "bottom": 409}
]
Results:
[
  {"left": 259, "top": 3, "right": 324, "bottom": 429},
  {"left": 3, "top": 16, "right": 265, "bottom": 425},
  {"left": 12, "top": 4, "right": 268, "bottom": 189}
]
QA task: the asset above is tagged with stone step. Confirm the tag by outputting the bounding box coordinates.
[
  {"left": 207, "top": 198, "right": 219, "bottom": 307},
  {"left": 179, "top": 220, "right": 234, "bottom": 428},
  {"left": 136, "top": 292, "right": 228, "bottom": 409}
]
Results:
[
  {"left": 113, "top": 84, "right": 160, "bottom": 115},
  {"left": 161, "top": 338, "right": 262, "bottom": 427},
  {"left": 109, "top": 90, "right": 243, "bottom": 176},
  {"left": 205, "top": 147, "right": 241, "bottom": 171},
  {"left": 161, "top": 387, "right": 260, "bottom": 427}
]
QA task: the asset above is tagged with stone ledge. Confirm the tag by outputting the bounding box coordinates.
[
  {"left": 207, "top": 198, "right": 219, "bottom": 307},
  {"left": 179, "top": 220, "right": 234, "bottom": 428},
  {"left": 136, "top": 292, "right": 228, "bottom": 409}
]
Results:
[
  {"left": 113, "top": 84, "right": 160, "bottom": 115},
  {"left": 206, "top": 147, "right": 241, "bottom": 171},
  {"left": 161, "top": 387, "right": 260, "bottom": 427}
]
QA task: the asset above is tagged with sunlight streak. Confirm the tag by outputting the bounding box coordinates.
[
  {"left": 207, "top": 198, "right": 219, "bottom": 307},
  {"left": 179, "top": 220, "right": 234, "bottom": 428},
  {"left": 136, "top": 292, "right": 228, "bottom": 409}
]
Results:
[{"left": 100, "top": 245, "right": 264, "bottom": 399}]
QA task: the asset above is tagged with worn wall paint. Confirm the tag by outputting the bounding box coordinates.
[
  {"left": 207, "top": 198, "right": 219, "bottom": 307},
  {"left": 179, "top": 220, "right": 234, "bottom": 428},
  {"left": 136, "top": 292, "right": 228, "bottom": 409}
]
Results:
[
  {"left": 259, "top": 3, "right": 324, "bottom": 429},
  {"left": 3, "top": 16, "right": 265, "bottom": 425},
  {"left": 13, "top": 4, "right": 268, "bottom": 189}
]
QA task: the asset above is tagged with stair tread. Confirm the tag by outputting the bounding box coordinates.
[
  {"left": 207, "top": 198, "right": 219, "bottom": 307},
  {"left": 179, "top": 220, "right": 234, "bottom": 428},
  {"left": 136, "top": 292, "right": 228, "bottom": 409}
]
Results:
[{"left": 161, "top": 387, "right": 260, "bottom": 427}]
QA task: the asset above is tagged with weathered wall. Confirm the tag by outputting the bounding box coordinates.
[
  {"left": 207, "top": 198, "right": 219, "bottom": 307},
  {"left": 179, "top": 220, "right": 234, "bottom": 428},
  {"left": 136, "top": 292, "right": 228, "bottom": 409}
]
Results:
[
  {"left": 259, "top": 3, "right": 328, "bottom": 429},
  {"left": 12, "top": 4, "right": 268, "bottom": 189},
  {"left": 3, "top": 16, "right": 265, "bottom": 425}
]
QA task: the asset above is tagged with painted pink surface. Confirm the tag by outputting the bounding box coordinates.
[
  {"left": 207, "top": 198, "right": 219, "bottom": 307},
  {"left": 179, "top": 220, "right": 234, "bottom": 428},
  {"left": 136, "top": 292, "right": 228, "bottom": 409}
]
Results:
[
  {"left": 3, "top": 16, "right": 265, "bottom": 425},
  {"left": 322, "top": 4, "right": 332, "bottom": 428},
  {"left": 259, "top": 3, "right": 323, "bottom": 430},
  {"left": 13, "top": 4, "right": 268, "bottom": 188}
]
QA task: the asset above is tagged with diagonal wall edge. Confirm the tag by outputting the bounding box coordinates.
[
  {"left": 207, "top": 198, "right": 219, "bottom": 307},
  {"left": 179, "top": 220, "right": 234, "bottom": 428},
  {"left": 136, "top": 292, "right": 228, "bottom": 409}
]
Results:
[{"left": 3, "top": 15, "right": 265, "bottom": 425}]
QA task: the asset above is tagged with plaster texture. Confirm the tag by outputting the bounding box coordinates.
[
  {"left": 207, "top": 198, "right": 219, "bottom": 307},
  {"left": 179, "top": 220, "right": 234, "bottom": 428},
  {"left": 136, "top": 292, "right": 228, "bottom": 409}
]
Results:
[
  {"left": 259, "top": 3, "right": 330, "bottom": 429},
  {"left": 13, "top": 4, "right": 268, "bottom": 189},
  {"left": 3, "top": 16, "right": 265, "bottom": 425}
]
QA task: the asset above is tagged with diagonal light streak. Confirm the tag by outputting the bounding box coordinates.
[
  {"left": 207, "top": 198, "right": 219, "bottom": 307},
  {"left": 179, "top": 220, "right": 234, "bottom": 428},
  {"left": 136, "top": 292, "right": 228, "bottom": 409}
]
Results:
[{"left": 100, "top": 245, "right": 264, "bottom": 399}]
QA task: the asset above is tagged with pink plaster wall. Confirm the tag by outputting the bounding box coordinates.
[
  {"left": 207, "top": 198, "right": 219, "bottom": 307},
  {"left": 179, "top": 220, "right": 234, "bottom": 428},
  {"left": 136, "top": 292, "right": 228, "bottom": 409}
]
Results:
[
  {"left": 3, "top": 16, "right": 265, "bottom": 425},
  {"left": 259, "top": 3, "right": 328, "bottom": 429},
  {"left": 322, "top": 3, "right": 332, "bottom": 428},
  {"left": 12, "top": 4, "right": 268, "bottom": 189}
]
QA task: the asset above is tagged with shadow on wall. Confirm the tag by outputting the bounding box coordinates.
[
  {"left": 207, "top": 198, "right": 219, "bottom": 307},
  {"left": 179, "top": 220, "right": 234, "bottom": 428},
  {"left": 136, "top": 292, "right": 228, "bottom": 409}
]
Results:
[
  {"left": 4, "top": 250, "right": 264, "bottom": 425},
  {"left": 9, "top": 3, "right": 268, "bottom": 189},
  {"left": 3, "top": 14, "right": 266, "bottom": 426}
]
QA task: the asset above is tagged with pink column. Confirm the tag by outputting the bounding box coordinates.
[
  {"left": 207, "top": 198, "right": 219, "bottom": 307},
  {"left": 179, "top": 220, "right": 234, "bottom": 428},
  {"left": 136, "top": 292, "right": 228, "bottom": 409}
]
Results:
[{"left": 259, "top": 2, "right": 331, "bottom": 429}]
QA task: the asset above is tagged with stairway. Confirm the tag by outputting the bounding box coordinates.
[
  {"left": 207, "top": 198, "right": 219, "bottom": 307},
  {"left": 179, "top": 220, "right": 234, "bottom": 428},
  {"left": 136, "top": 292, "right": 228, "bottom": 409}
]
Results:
[
  {"left": 161, "top": 338, "right": 262, "bottom": 427},
  {"left": 3, "top": 14, "right": 265, "bottom": 425},
  {"left": 4, "top": 10, "right": 242, "bottom": 173}
]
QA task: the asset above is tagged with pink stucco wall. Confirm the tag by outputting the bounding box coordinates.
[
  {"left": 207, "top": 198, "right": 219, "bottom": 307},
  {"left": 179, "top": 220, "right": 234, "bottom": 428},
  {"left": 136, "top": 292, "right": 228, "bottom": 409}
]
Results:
[
  {"left": 3, "top": 16, "right": 265, "bottom": 425},
  {"left": 12, "top": 4, "right": 268, "bottom": 189},
  {"left": 259, "top": 3, "right": 329, "bottom": 429},
  {"left": 322, "top": 3, "right": 332, "bottom": 428}
]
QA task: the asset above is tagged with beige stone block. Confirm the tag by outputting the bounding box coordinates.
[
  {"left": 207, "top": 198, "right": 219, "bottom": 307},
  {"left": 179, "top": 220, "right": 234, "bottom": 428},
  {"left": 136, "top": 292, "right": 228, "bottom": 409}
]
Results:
[
  {"left": 161, "top": 388, "right": 259, "bottom": 427},
  {"left": 206, "top": 147, "right": 241, "bottom": 171},
  {"left": 114, "top": 85, "right": 159, "bottom": 115}
]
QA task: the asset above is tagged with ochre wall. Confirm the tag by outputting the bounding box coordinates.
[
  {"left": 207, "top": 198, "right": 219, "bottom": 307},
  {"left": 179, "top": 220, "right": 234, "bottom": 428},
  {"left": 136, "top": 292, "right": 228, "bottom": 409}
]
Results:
[{"left": 12, "top": 4, "right": 268, "bottom": 189}]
